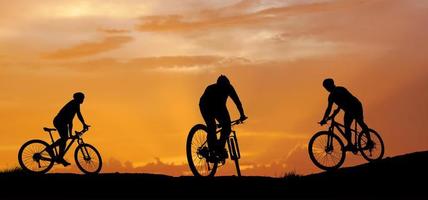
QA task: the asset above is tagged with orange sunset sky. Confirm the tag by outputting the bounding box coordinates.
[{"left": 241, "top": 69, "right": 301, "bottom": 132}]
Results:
[{"left": 1, "top": 0, "right": 427, "bottom": 176}]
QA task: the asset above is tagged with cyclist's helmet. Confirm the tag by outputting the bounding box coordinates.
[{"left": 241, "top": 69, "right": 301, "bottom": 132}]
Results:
[
  {"left": 73, "top": 92, "right": 85, "bottom": 103},
  {"left": 323, "top": 78, "right": 335, "bottom": 91},
  {"left": 217, "top": 75, "right": 230, "bottom": 86}
]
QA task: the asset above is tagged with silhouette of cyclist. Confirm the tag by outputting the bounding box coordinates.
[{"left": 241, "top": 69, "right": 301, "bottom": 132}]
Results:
[
  {"left": 53, "top": 92, "right": 89, "bottom": 166},
  {"left": 199, "top": 75, "right": 247, "bottom": 162},
  {"left": 320, "top": 78, "right": 370, "bottom": 151}
]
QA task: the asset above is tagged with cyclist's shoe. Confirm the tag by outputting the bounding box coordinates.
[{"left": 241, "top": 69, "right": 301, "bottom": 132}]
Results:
[
  {"left": 199, "top": 147, "right": 210, "bottom": 159},
  {"left": 58, "top": 158, "right": 71, "bottom": 167},
  {"left": 344, "top": 145, "right": 358, "bottom": 154},
  {"left": 199, "top": 147, "right": 218, "bottom": 163},
  {"left": 211, "top": 148, "right": 228, "bottom": 164},
  {"left": 218, "top": 159, "right": 226, "bottom": 166},
  {"left": 206, "top": 154, "right": 218, "bottom": 163},
  {"left": 217, "top": 148, "right": 229, "bottom": 160}
]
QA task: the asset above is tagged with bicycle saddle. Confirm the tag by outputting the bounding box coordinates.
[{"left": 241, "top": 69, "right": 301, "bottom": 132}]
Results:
[{"left": 43, "top": 127, "right": 57, "bottom": 132}]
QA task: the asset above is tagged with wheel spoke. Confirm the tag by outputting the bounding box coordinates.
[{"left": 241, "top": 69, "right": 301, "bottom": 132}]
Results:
[
  {"left": 359, "top": 130, "right": 383, "bottom": 161},
  {"left": 76, "top": 145, "right": 101, "bottom": 173},
  {"left": 19, "top": 141, "right": 54, "bottom": 173},
  {"left": 310, "top": 132, "right": 344, "bottom": 169},
  {"left": 187, "top": 127, "right": 217, "bottom": 176}
]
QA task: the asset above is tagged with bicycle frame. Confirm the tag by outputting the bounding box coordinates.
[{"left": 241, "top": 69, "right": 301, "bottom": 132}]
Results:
[
  {"left": 327, "top": 118, "right": 360, "bottom": 146},
  {"left": 217, "top": 120, "right": 241, "bottom": 159},
  {"left": 198, "top": 120, "right": 242, "bottom": 160},
  {"left": 44, "top": 130, "right": 87, "bottom": 159}
]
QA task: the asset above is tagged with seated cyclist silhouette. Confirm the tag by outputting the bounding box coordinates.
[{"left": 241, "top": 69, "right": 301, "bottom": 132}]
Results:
[
  {"left": 199, "top": 75, "right": 247, "bottom": 162},
  {"left": 53, "top": 92, "right": 89, "bottom": 166},
  {"left": 320, "top": 78, "right": 371, "bottom": 152}
]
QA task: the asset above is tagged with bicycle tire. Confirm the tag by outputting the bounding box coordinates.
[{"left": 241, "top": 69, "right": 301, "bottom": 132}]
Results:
[
  {"left": 186, "top": 124, "right": 218, "bottom": 177},
  {"left": 308, "top": 131, "right": 346, "bottom": 171},
  {"left": 74, "top": 143, "right": 102, "bottom": 174},
  {"left": 358, "top": 129, "right": 384, "bottom": 162},
  {"left": 18, "top": 139, "right": 54, "bottom": 174}
]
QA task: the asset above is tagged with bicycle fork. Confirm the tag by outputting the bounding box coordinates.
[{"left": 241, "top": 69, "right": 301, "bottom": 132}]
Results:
[
  {"left": 78, "top": 139, "right": 91, "bottom": 161},
  {"left": 227, "top": 131, "right": 241, "bottom": 160},
  {"left": 326, "top": 127, "right": 335, "bottom": 153},
  {"left": 227, "top": 131, "right": 241, "bottom": 176}
]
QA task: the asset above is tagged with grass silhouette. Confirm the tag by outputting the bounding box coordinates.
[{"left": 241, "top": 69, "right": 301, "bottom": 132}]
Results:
[
  {"left": 282, "top": 171, "right": 301, "bottom": 183},
  {"left": 0, "top": 167, "right": 25, "bottom": 174}
]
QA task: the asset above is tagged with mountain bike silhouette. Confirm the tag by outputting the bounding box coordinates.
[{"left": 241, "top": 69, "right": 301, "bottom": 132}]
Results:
[
  {"left": 308, "top": 116, "right": 384, "bottom": 171},
  {"left": 18, "top": 126, "right": 102, "bottom": 174},
  {"left": 186, "top": 119, "right": 245, "bottom": 177}
]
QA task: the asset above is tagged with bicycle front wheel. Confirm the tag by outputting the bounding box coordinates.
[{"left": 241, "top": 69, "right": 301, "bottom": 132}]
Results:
[
  {"left": 308, "top": 131, "right": 345, "bottom": 171},
  {"left": 186, "top": 124, "right": 218, "bottom": 177},
  {"left": 74, "top": 144, "right": 102, "bottom": 174},
  {"left": 358, "top": 129, "right": 384, "bottom": 162},
  {"left": 18, "top": 139, "right": 54, "bottom": 174}
]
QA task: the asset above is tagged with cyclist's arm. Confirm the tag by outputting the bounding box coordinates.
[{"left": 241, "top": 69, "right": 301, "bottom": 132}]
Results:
[
  {"left": 322, "top": 98, "right": 333, "bottom": 121},
  {"left": 331, "top": 107, "right": 340, "bottom": 119},
  {"left": 68, "top": 123, "right": 73, "bottom": 137},
  {"left": 229, "top": 85, "right": 246, "bottom": 118},
  {"left": 76, "top": 105, "right": 88, "bottom": 127}
]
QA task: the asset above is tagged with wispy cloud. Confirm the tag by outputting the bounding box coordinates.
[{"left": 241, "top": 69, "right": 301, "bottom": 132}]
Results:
[
  {"left": 47, "top": 56, "right": 251, "bottom": 73},
  {"left": 42, "top": 36, "right": 134, "bottom": 59},
  {"left": 135, "top": 0, "right": 339, "bottom": 32},
  {"left": 97, "top": 28, "right": 131, "bottom": 34}
]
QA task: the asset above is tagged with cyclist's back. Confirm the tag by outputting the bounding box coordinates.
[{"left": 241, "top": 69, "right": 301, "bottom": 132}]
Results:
[
  {"left": 329, "top": 86, "right": 362, "bottom": 114},
  {"left": 54, "top": 100, "right": 80, "bottom": 123},
  {"left": 200, "top": 83, "right": 239, "bottom": 109}
]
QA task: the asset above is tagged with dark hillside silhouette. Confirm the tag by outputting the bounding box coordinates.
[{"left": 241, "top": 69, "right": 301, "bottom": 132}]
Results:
[{"left": 1, "top": 151, "right": 427, "bottom": 199}]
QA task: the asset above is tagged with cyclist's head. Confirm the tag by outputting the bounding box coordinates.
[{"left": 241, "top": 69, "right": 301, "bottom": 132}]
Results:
[
  {"left": 73, "top": 92, "right": 85, "bottom": 104},
  {"left": 217, "top": 75, "right": 230, "bottom": 87},
  {"left": 323, "top": 78, "right": 335, "bottom": 92}
]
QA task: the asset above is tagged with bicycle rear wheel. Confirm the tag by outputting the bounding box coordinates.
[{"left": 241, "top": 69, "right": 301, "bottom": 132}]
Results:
[
  {"left": 74, "top": 144, "right": 102, "bottom": 174},
  {"left": 308, "top": 131, "right": 345, "bottom": 171},
  {"left": 358, "top": 129, "right": 384, "bottom": 162},
  {"left": 18, "top": 139, "right": 54, "bottom": 174},
  {"left": 186, "top": 124, "right": 218, "bottom": 177}
]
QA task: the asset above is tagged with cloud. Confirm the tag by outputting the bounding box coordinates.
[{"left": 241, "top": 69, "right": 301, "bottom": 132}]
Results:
[
  {"left": 98, "top": 28, "right": 131, "bottom": 34},
  {"left": 132, "top": 0, "right": 368, "bottom": 61},
  {"left": 134, "top": 0, "right": 344, "bottom": 32},
  {"left": 39, "top": 56, "right": 251, "bottom": 74},
  {"left": 282, "top": 144, "right": 318, "bottom": 175},
  {"left": 133, "top": 56, "right": 251, "bottom": 73},
  {"left": 42, "top": 36, "right": 134, "bottom": 59}
]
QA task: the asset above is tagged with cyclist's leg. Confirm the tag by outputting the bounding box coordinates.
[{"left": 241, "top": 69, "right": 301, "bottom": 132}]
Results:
[
  {"left": 199, "top": 104, "right": 217, "bottom": 152},
  {"left": 53, "top": 121, "right": 68, "bottom": 160},
  {"left": 355, "top": 107, "right": 371, "bottom": 143},
  {"left": 216, "top": 107, "right": 231, "bottom": 155},
  {"left": 343, "top": 112, "right": 353, "bottom": 147}
]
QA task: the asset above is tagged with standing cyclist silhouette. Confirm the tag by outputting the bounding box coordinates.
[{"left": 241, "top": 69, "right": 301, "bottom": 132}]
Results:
[
  {"left": 53, "top": 92, "right": 89, "bottom": 166},
  {"left": 320, "top": 78, "right": 371, "bottom": 152},
  {"left": 199, "top": 75, "right": 247, "bottom": 162}
]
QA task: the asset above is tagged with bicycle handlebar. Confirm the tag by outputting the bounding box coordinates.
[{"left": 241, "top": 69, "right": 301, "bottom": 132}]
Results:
[
  {"left": 74, "top": 125, "right": 90, "bottom": 136},
  {"left": 319, "top": 116, "right": 349, "bottom": 130},
  {"left": 217, "top": 118, "right": 247, "bottom": 128},
  {"left": 319, "top": 116, "right": 335, "bottom": 126}
]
